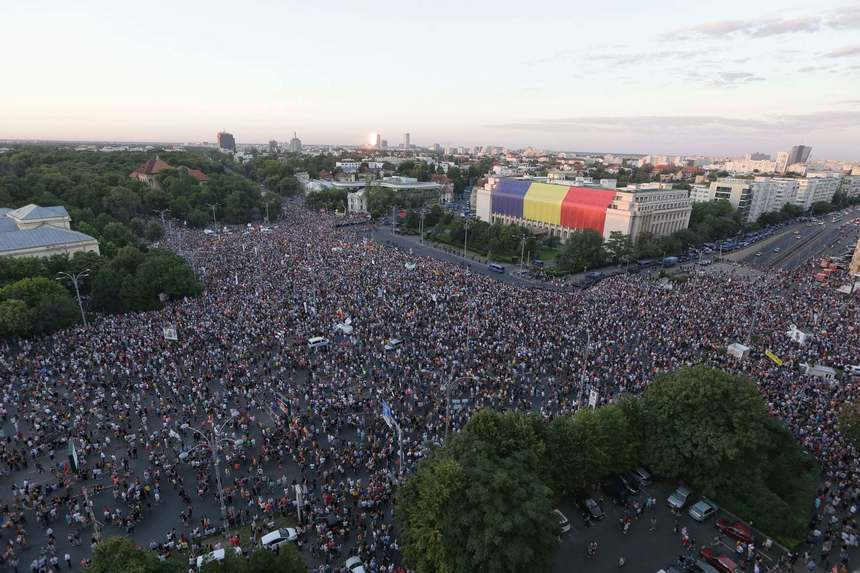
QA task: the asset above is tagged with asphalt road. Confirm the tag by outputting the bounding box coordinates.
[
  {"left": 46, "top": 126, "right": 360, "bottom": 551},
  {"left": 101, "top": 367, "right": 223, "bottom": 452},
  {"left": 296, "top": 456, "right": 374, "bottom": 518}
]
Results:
[
  {"left": 731, "top": 208, "right": 860, "bottom": 272},
  {"left": 553, "top": 481, "right": 789, "bottom": 573}
]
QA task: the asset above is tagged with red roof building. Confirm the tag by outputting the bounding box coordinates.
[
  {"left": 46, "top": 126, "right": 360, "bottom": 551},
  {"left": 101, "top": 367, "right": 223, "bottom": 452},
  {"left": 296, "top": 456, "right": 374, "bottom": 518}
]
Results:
[{"left": 130, "top": 156, "right": 208, "bottom": 188}]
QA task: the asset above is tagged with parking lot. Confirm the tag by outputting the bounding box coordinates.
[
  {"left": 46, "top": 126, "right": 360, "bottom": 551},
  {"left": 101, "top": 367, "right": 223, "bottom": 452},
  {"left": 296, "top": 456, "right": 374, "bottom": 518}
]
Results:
[{"left": 553, "top": 481, "right": 788, "bottom": 572}]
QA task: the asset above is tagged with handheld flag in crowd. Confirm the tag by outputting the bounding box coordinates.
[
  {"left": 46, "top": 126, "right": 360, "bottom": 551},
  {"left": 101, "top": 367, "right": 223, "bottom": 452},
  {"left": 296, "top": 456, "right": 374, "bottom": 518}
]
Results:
[
  {"left": 381, "top": 400, "right": 396, "bottom": 430},
  {"left": 765, "top": 349, "right": 783, "bottom": 366},
  {"left": 274, "top": 394, "right": 290, "bottom": 416}
]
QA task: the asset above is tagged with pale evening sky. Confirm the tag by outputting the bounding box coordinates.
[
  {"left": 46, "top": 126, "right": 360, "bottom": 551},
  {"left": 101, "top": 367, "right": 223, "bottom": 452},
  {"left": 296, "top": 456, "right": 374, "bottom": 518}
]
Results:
[{"left": 2, "top": 0, "right": 860, "bottom": 158}]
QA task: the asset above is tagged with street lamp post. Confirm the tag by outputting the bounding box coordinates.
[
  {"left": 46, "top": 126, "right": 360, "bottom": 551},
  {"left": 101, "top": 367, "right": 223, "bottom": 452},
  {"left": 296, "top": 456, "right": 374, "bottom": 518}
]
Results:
[
  {"left": 463, "top": 221, "right": 470, "bottom": 259},
  {"left": 520, "top": 234, "right": 527, "bottom": 272},
  {"left": 577, "top": 331, "right": 592, "bottom": 409},
  {"left": 57, "top": 269, "right": 90, "bottom": 328},
  {"left": 445, "top": 375, "right": 478, "bottom": 441},
  {"left": 153, "top": 209, "right": 171, "bottom": 238},
  {"left": 207, "top": 203, "right": 219, "bottom": 227},
  {"left": 183, "top": 415, "right": 239, "bottom": 538}
]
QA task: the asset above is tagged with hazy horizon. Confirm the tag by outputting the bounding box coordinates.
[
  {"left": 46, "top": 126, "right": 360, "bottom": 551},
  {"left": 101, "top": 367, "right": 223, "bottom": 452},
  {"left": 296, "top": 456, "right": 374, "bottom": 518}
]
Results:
[{"left": 3, "top": 0, "right": 860, "bottom": 159}]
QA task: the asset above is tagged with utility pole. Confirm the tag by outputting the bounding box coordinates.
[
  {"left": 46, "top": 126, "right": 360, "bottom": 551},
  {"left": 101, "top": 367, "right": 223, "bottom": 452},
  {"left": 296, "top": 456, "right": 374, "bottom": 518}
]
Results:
[
  {"left": 207, "top": 203, "right": 219, "bottom": 227},
  {"left": 463, "top": 221, "right": 470, "bottom": 259},
  {"left": 391, "top": 205, "right": 397, "bottom": 237},
  {"left": 57, "top": 269, "right": 90, "bottom": 328},
  {"left": 419, "top": 210, "right": 425, "bottom": 245},
  {"left": 264, "top": 202, "right": 270, "bottom": 224}
]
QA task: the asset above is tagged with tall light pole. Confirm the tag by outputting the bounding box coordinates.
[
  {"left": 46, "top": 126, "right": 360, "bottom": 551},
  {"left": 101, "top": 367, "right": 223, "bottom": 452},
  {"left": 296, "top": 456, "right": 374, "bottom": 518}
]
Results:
[
  {"left": 153, "top": 208, "right": 171, "bottom": 237},
  {"left": 520, "top": 234, "right": 528, "bottom": 272},
  {"left": 57, "top": 269, "right": 90, "bottom": 328},
  {"left": 577, "top": 331, "right": 592, "bottom": 409},
  {"left": 463, "top": 221, "right": 470, "bottom": 259},
  {"left": 182, "top": 415, "right": 239, "bottom": 538},
  {"left": 445, "top": 375, "right": 479, "bottom": 441},
  {"left": 207, "top": 203, "right": 219, "bottom": 228},
  {"left": 419, "top": 210, "right": 426, "bottom": 245}
]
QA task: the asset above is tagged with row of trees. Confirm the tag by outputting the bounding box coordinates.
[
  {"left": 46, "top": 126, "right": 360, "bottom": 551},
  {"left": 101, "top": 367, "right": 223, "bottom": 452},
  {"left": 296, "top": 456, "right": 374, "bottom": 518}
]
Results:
[
  {"left": 398, "top": 367, "right": 818, "bottom": 572},
  {"left": 0, "top": 249, "right": 200, "bottom": 338},
  {"left": 88, "top": 537, "right": 305, "bottom": 573}
]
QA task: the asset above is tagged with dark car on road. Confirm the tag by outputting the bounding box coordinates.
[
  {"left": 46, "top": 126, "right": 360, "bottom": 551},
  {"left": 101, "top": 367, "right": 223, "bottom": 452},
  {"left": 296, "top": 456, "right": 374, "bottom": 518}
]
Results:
[
  {"left": 699, "top": 547, "right": 737, "bottom": 573},
  {"left": 602, "top": 477, "right": 631, "bottom": 506},
  {"left": 715, "top": 519, "right": 753, "bottom": 545},
  {"left": 618, "top": 472, "right": 641, "bottom": 494},
  {"left": 576, "top": 496, "right": 605, "bottom": 521}
]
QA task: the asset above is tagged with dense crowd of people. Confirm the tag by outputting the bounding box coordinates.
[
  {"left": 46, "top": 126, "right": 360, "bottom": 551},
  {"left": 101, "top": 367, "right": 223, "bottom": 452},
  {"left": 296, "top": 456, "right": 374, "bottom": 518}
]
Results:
[{"left": 0, "top": 204, "right": 857, "bottom": 572}]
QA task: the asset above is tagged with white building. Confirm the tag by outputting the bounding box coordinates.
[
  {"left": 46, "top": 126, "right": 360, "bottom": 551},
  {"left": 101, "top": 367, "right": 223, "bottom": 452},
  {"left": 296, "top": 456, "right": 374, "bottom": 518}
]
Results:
[
  {"left": 752, "top": 177, "right": 799, "bottom": 215},
  {"left": 288, "top": 132, "right": 302, "bottom": 153},
  {"left": 704, "top": 179, "right": 756, "bottom": 221},
  {"left": 347, "top": 190, "right": 368, "bottom": 214},
  {"left": 723, "top": 158, "right": 777, "bottom": 174},
  {"left": 839, "top": 175, "right": 860, "bottom": 198},
  {"left": 0, "top": 205, "right": 100, "bottom": 258},
  {"left": 794, "top": 175, "right": 841, "bottom": 210},
  {"left": 336, "top": 161, "right": 362, "bottom": 174},
  {"left": 603, "top": 186, "right": 692, "bottom": 242}
]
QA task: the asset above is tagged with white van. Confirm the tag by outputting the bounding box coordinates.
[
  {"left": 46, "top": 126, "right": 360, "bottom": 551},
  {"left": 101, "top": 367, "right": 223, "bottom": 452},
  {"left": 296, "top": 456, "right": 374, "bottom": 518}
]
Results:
[
  {"left": 307, "top": 336, "right": 330, "bottom": 350},
  {"left": 195, "top": 547, "right": 242, "bottom": 570},
  {"left": 261, "top": 527, "right": 298, "bottom": 550},
  {"left": 384, "top": 338, "right": 402, "bottom": 351}
]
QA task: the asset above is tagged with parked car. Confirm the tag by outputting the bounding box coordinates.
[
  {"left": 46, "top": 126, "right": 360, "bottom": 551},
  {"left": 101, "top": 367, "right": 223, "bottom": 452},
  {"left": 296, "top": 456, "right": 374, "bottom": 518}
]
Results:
[
  {"left": 618, "top": 472, "right": 641, "bottom": 494},
  {"left": 345, "top": 556, "right": 367, "bottom": 573},
  {"left": 602, "top": 478, "right": 630, "bottom": 506},
  {"left": 630, "top": 466, "right": 652, "bottom": 487},
  {"left": 688, "top": 499, "right": 718, "bottom": 522},
  {"left": 307, "top": 336, "right": 330, "bottom": 349},
  {"left": 384, "top": 338, "right": 402, "bottom": 351},
  {"left": 552, "top": 509, "right": 571, "bottom": 533},
  {"left": 699, "top": 547, "right": 737, "bottom": 573},
  {"left": 688, "top": 560, "right": 720, "bottom": 573},
  {"left": 576, "top": 496, "right": 605, "bottom": 521},
  {"left": 196, "top": 547, "right": 242, "bottom": 570},
  {"left": 715, "top": 519, "right": 754, "bottom": 544},
  {"left": 261, "top": 527, "right": 298, "bottom": 550},
  {"left": 667, "top": 485, "right": 692, "bottom": 510}
]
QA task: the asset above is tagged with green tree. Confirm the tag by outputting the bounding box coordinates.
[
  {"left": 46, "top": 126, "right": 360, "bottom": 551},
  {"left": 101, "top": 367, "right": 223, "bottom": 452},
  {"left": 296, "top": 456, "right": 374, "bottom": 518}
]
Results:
[
  {"left": 0, "top": 299, "right": 32, "bottom": 337},
  {"left": 603, "top": 231, "right": 632, "bottom": 263},
  {"left": 639, "top": 367, "right": 771, "bottom": 495},
  {"left": 398, "top": 410, "right": 557, "bottom": 573},
  {"left": 839, "top": 401, "right": 860, "bottom": 451},
  {"left": 558, "top": 230, "right": 604, "bottom": 271},
  {"left": 89, "top": 537, "right": 180, "bottom": 573},
  {"left": 102, "top": 186, "right": 142, "bottom": 222}
]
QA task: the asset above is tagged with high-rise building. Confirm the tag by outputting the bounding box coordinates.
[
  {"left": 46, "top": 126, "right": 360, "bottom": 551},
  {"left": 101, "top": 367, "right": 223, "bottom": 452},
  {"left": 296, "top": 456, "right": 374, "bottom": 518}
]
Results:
[
  {"left": 402, "top": 132, "right": 410, "bottom": 149},
  {"left": 217, "top": 131, "right": 236, "bottom": 152},
  {"left": 787, "top": 145, "right": 813, "bottom": 166},
  {"left": 288, "top": 132, "right": 302, "bottom": 153},
  {"left": 374, "top": 133, "right": 381, "bottom": 148},
  {"left": 749, "top": 152, "right": 770, "bottom": 161},
  {"left": 268, "top": 140, "right": 278, "bottom": 154},
  {"left": 775, "top": 151, "right": 790, "bottom": 174}
]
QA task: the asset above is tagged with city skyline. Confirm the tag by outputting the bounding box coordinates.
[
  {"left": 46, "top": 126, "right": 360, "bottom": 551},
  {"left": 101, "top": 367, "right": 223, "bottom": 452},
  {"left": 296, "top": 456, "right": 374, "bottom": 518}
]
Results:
[{"left": 2, "top": 0, "right": 860, "bottom": 158}]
